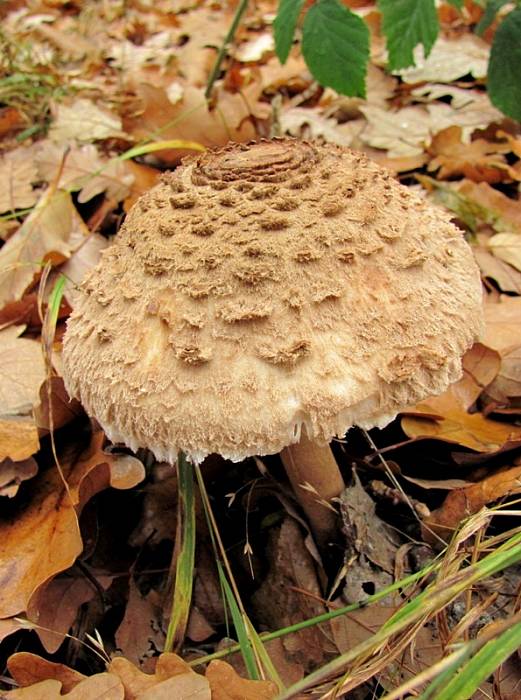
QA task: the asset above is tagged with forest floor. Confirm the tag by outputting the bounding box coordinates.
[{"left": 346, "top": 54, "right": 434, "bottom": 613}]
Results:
[{"left": 0, "top": 0, "right": 521, "bottom": 698}]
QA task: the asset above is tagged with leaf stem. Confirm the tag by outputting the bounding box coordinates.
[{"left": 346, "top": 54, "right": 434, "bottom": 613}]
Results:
[{"left": 205, "top": 0, "right": 250, "bottom": 99}]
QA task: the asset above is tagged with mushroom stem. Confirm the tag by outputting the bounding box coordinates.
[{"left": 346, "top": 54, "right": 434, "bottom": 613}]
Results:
[{"left": 280, "top": 433, "right": 345, "bottom": 547}]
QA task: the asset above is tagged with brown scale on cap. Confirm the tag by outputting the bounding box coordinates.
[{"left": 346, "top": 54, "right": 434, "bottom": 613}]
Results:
[{"left": 62, "top": 139, "right": 483, "bottom": 464}]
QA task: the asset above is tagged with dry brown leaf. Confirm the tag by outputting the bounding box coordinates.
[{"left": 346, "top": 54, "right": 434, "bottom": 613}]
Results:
[
  {"left": 49, "top": 99, "right": 126, "bottom": 143},
  {"left": 27, "top": 574, "right": 112, "bottom": 654},
  {"left": 252, "top": 518, "right": 336, "bottom": 671},
  {"left": 280, "top": 107, "right": 354, "bottom": 146},
  {"left": 0, "top": 417, "right": 39, "bottom": 462},
  {"left": 0, "top": 326, "right": 46, "bottom": 415},
  {"left": 473, "top": 235, "right": 521, "bottom": 294},
  {"left": 428, "top": 126, "right": 511, "bottom": 183},
  {"left": 0, "top": 147, "right": 39, "bottom": 213},
  {"left": 397, "top": 34, "right": 489, "bottom": 83},
  {"left": 457, "top": 181, "right": 521, "bottom": 234},
  {"left": 488, "top": 233, "right": 521, "bottom": 272},
  {"left": 330, "top": 603, "right": 441, "bottom": 693},
  {"left": 123, "top": 161, "right": 161, "bottom": 212},
  {"left": 2, "top": 679, "right": 64, "bottom": 698},
  {"left": 0, "top": 431, "right": 144, "bottom": 619},
  {"left": 127, "top": 84, "right": 261, "bottom": 160},
  {"left": 8, "top": 652, "right": 86, "bottom": 693},
  {"left": 35, "top": 142, "right": 134, "bottom": 203},
  {"left": 423, "top": 464, "right": 521, "bottom": 543},
  {"left": 35, "top": 376, "right": 83, "bottom": 433},
  {"left": 0, "top": 189, "right": 89, "bottom": 307},
  {"left": 61, "top": 234, "right": 110, "bottom": 307},
  {"left": 109, "top": 653, "right": 210, "bottom": 700},
  {"left": 0, "top": 458, "right": 38, "bottom": 498},
  {"left": 402, "top": 344, "right": 521, "bottom": 451},
  {"left": 205, "top": 660, "right": 277, "bottom": 700},
  {"left": 483, "top": 296, "right": 521, "bottom": 404},
  {"left": 115, "top": 579, "right": 165, "bottom": 665}
]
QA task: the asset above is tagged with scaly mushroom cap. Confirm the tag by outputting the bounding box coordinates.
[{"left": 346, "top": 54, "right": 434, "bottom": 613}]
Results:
[{"left": 62, "top": 140, "right": 483, "bottom": 463}]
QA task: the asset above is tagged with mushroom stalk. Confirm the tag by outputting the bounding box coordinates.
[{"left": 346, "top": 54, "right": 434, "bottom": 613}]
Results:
[{"left": 280, "top": 433, "right": 344, "bottom": 547}]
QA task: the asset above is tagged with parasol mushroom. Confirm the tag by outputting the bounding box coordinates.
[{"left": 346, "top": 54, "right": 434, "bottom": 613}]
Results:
[{"left": 62, "top": 140, "right": 483, "bottom": 546}]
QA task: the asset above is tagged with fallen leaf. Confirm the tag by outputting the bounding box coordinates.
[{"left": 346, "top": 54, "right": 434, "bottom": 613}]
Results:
[
  {"left": 0, "top": 106, "right": 25, "bottom": 138},
  {"left": 0, "top": 458, "right": 38, "bottom": 498},
  {"left": 35, "top": 142, "right": 134, "bottom": 203},
  {"left": 27, "top": 574, "right": 112, "bottom": 653},
  {"left": 280, "top": 107, "right": 354, "bottom": 146},
  {"left": 0, "top": 430, "right": 144, "bottom": 619},
  {"left": 473, "top": 233, "right": 521, "bottom": 294},
  {"left": 0, "top": 147, "right": 39, "bottom": 213},
  {"left": 397, "top": 34, "right": 489, "bottom": 83},
  {"left": 0, "top": 189, "right": 89, "bottom": 307},
  {"left": 457, "top": 181, "right": 521, "bottom": 234},
  {"left": 60, "top": 234, "right": 110, "bottom": 307},
  {"left": 35, "top": 376, "right": 83, "bottom": 433},
  {"left": 123, "top": 161, "right": 161, "bottom": 212},
  {"left": 205, "top": 660, "right": 277, "bottom": 700},
  {"left": 49, "top": 98, "right": 126, "bottom": 143},
  {"left": 402, "top": 344, "right": 521, "bottom": 451},
  {"left": 0, "top": 417, "right": 39, "bottom": 462},
  {"left": 252, "top": 518, "right": 336, "bottom": 671},
  {"left": 127, "top": 84, "right": 261, "bottom": 160},
  {"left": 3, "top": 673, "right": 125, "bottom": 698},
  {"left": 109, "top": 653, "right": 211, "bottom": 700},
  {"left": 488, "top": 232, "right": 521, "bottom": 272},
  {"left": 428, "top": 126, "right": 511, "bottom": 183},
  {"left": 423, "top": 464, "right": 521, "bottom": 543},
  {"left": 115, "top": 579, "right": 165, "bottom": 665},
  {"left": 330, "top": 603, "right": 441, "bottom": 693},
  {"left": 483, "top": 296, "right": 521, "bottom": 404},
  {"left": 235, "top": 33, "right": 274, "bottom": 63},
  {"left": 8, "top": 652, "right": 86, "bottom": 693},
  {"left": 0, "top": 326, "right": 46, "bottom": 415}
]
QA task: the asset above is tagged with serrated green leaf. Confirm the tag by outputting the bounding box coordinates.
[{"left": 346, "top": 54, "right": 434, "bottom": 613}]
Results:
[
  {"left": 488, "top": 7, "right": 521, "bottom": 121},
  {"left": 378, "top": 0, "right": 440, "bottom": 70},
  {"left": 274, "top": 0, "right": 306, "bottom": 64},
  {"left": 476, "top": 0, "right": 510, "bottom": 35},
  {"left": 446, "top": 0, "right": 463, "bottom": 8},
  {"left": 301, "top": 0, "right": 369, "bottom": 97}
]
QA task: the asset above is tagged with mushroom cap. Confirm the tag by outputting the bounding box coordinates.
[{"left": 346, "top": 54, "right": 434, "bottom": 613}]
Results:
[{"left": 62, "top": 140, "right": 483, "bottom": 464}]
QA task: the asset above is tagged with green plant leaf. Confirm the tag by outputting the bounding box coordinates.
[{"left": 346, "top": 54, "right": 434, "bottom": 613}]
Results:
[
  {"left": 488, "top": 7, "right": 521, "bottom": 121},
  {"left": 301, "top": 0, "right": 370, "bottom": 97},
  {"left": 378, "top": 0, "right": 439, "bottom": 70},
  {"left": 446, "top": 0, "right": 463, "bottom": 8},
  {"left": 274, "top": 0, "right": 306, "bottom": 64},
  {"left": 476, "top": 0, "right": 510, "bottom": 35}
]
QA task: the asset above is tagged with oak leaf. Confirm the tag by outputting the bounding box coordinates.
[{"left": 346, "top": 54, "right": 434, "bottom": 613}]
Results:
[
  {"left": 402, "top": 344, "right": 521, "bottom": 451},
  {"left": 2, "top": 673, "right": 124, "bottom": 698},
  {"left": 49, "top": 99, "right": 126, "bottom": 143},
  {"left": 205, "top": 660, "right": 278, "bottom": 699},
  {"left": 8, "top": 652, "right": 86, "bottom": 693},
  {"left": 0, "top": 458, "right": 38, "bottom": 498}
]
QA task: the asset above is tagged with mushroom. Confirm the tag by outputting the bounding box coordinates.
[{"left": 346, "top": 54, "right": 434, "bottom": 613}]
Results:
[{"left": 61, "top": 140, "right": 483, "bottom": 546}]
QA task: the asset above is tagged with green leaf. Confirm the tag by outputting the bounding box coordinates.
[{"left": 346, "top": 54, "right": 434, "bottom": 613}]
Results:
[
  {"left": 445, "top": 0, "right": 463, "bottom": 8},
  {"left": 301, "top": 0, "right": 370, "bottom": 97},
  {"left": 476, "top": 0, "right": 510, "bottom": 35},
  {"left": 274, "top": 0, "right": 306, "bottom": 64},
  {"left": 378, "top": 0, "right": 440, "bottom": 70},
  {"left": 488, "top": 7, "right": 521, "bottom": 121}
]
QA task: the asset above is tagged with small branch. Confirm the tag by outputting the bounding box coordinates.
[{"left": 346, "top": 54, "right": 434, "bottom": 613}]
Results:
[{"left": 205, "top": 0, "right": 250, "bottom": 100}]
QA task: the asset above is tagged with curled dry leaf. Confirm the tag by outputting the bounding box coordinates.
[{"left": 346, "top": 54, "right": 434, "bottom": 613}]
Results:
[
  {"left": 402, "top": 343, "right": 521, "bottom": 451},
  {"left": 423, "top": 464, "right": 521, "bottom": 544},
  {"left": 49, "top": 98, "right": 126, "bottom": 143},
  {"left": 205, "top": 660, "right": 278, "bottom": 700},
  {"left": 0, "top": 147, "right": 39, "bottom": 213},
  {"left": 0, "top": 189, "right": 89, "bottom": 307}
]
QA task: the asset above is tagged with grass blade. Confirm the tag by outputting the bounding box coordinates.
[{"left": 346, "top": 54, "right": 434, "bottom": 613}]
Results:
[{"left": 164, "top": 452, "right": 196, "bottom": 652}]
